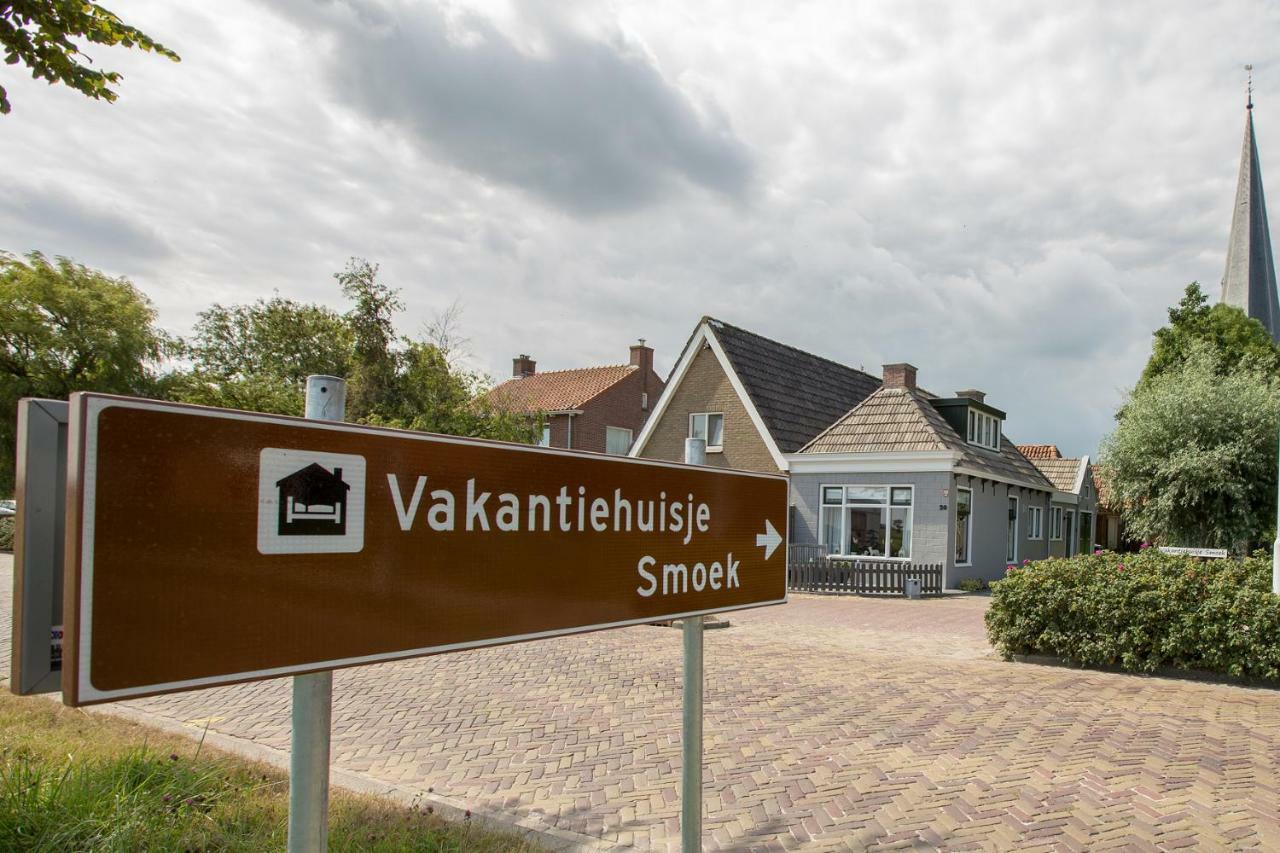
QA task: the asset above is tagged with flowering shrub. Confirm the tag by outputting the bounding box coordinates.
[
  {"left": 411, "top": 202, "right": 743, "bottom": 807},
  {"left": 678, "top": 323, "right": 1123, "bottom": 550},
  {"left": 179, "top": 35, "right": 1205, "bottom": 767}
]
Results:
[{"left": 985, "top": 550, "right": 1280, "bottom": 680}]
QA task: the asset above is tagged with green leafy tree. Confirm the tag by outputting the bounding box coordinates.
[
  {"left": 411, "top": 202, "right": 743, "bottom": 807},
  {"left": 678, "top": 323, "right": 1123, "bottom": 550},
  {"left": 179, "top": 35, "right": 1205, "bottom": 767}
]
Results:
[
  {"left": 162, "top": 297, "right": 353, "bottom": 416},
  {"left": 1101, "top": 343, "right": 1280, "bottom": 551},
  {"left": 1141, "top": 283, "right": 1280, "bottom": 386},
  {"left": 1, "top": 1, "right": 180, "bottom": 114},
  {"left": 336, "top": 258, "right": 402, "bottom": 421},
  {"left": 0, "top": 250, "right": 167, "bottom": 492}
]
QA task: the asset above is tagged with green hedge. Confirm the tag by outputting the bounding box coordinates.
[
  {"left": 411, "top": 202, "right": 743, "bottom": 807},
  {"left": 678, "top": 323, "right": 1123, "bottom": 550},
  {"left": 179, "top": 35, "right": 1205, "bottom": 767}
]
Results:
[
  {"left": 0, "top": 517, "right": 12, "bottom": 552},
  {"left": 985, "top": 549, "right": 1280, "bottom": 680}
]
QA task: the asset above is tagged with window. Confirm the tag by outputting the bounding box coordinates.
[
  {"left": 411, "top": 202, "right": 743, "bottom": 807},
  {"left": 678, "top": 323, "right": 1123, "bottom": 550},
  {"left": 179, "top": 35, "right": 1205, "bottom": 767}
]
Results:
[
  {"left": 689, "top": 412, "right": 724, "bottom": 451},
  {"left": 605, "top": 426, "right": 633, "bottom": 456},
  {"left": 641, "top": 392, "right": 649, "bottom": 411},
  {"left": 1049, "top": 506, "right": 1064, "bottom": 540},
  {"left": 966, "top": 408, "right": 1001, "bottom": 451},
  {"left": 819, "top": 485, "right": 913, "bottom": 559},
  {"left": 1064, "top": 511, "right": 1076, "bottom": 556},
  {"left": 1027, "top": 506, "right": 1043, "bottom": 540},
  {"left": 956, "top": 488, "right": 973, "bottom": 565},
  {"left": 538, "top": 424, "right": 551, "bottom": 447},
  {"left": 1006, "top": 496, "right": 1018, "bottom": 563}
]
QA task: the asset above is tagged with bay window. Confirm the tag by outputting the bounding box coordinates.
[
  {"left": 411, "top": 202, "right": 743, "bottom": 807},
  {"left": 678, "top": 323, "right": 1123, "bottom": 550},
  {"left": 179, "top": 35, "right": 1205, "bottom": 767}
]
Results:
[{"left": 819, "top": 485, "right": 913, "bottom": 559}]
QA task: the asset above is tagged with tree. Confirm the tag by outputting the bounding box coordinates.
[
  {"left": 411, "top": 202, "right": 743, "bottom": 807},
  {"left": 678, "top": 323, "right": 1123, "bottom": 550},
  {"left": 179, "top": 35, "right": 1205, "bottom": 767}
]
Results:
[
  {"left": 162, "top": 296, "right": 353, "bottom": 416},
  {"left": 1, "top": 2, "right": 180, "bottom": 114},
  {"left": 1101, "top": 343, "right": 1280, "bottom": 551},
  {"left": 336, "top": 258, "right": 402, "bottom": 421},
  {"left": 0, "top": 250, "right": 167, "bottom": 492},
  {"left": 1141, "top": 283, "right": 1280, "bottom": 386}
]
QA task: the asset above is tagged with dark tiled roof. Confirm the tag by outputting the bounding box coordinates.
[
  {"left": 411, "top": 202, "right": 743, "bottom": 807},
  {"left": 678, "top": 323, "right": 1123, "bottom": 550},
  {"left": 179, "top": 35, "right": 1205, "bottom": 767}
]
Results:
[
  {"left": 800, "top": 386, "right": 1055, "bottom": 490},
  {"left": 706, "top": 318, "right": 881, "bottom": 452},
  {"left": 1030, "top": 457, "right": 1086, "bottom": 493},
  {"left": 1016, "top": 444, "right": 1062, "bottom": 460},
  {"left": 488, "top": 365, "right": 636, "bottom": 412}
]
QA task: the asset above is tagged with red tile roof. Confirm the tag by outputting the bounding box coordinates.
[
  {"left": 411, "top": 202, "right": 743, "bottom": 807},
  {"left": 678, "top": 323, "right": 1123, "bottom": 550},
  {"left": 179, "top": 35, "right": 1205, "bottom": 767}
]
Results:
[
  {"left": 1016, "top": 444, "right": 1063, "bottom": 460},
  {"left": 487, "top": 365, "right": 637, "bottom": 413}
]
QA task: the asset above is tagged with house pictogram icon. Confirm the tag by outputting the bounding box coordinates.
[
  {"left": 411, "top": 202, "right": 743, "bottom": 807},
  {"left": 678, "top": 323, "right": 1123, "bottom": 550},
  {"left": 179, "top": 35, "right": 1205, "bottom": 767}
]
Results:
[{"left": 276, "top": 463, "right": 350, "bottom": 536}]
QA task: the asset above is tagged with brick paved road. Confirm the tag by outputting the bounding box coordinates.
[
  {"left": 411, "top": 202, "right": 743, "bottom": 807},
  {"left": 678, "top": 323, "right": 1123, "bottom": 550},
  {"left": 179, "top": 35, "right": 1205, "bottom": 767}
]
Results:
[{"left": 4, "top": 554, "right": 1279, "bottom": 850}]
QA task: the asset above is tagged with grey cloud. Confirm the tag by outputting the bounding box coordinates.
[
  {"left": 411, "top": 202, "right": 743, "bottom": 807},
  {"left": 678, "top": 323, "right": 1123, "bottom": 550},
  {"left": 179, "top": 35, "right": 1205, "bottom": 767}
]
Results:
[
  {"left": 273, "top": 0, "right": 753, "bottom": 215},
  {"left": 0, "top": 184, "right": 171, "bottom": 267}
]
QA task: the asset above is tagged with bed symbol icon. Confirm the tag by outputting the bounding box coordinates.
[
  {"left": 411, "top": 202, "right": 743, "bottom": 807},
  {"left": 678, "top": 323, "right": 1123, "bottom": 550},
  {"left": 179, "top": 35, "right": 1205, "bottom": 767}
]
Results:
[{"left": 276, "top": 463, "right": 350, "bottom": 536}]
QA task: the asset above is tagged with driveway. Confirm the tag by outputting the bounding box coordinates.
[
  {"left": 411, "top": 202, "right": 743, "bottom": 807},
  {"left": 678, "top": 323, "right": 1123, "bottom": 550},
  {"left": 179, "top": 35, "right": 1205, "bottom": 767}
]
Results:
[{"left": 3, "top": 554, "right": 1278, "bottom": 850}]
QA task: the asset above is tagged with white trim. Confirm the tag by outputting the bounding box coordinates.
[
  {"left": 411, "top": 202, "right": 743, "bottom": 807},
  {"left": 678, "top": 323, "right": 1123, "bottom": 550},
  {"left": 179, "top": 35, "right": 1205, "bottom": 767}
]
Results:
[
  {"left": 1049, "top": 506, "right": 1064, "bottom": 540},
  {"left": 787, "top": 450, "right": 960, "bottom": 473},
  {"left": 629, "top": 321, "right": 789, "bottom": 470},
  {"left": 1051, "top": 491, "right": 1080, "bottom": 506},
  {"left": 818, "top": 483, "right": 915, "bottom": 561},
  {"left": 1073, "top": 455, "right": 1091, "bottom": 495},
  {"left": 955, "top": 486, "right": 973, "bottom": 566},
  {"left": 954, "top": 466, "right": 1053, "bottom": 493},
  {"left": 71, "top": 393, "right": 787, "bottom": 704}
]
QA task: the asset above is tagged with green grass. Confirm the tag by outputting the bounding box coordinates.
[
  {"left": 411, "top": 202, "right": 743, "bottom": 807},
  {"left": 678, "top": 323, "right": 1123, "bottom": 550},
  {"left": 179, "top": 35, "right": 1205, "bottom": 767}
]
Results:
[{"left": 0, "top": 692, "right": 545, "bottom": 851}]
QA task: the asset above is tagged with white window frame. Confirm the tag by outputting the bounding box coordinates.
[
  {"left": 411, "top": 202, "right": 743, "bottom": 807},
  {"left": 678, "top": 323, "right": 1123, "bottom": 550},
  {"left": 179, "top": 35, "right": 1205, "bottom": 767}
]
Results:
[
  {"left": 605, "top": 425, "right": 633, "bottom": 456},
  {"left": 966, "top": 409, "right": 1002, "bottom": 451},
  {"left": 1006, "top": 495, "right": 1019, "bottom": 563},
  {"left": 538, "top": 424, "right": 551, "bottom": 447},
  {"left": 1050, "top": 506, "right": 1064, "bottom": 541},
  {"left": 1064, "top": 509, "right": 1076, "bottom": 555},
  {"left": 955, "top": 486, "right": 973, "bottom": 566},
  {"left": 689, "top": 412, "right": 725, "bottom": 452},
  {"left": 818, "top": 483, "right": 914, "bottom": 561},
  {"left": 1027, "top": 505, "right": 1043, "bottom": 540}
]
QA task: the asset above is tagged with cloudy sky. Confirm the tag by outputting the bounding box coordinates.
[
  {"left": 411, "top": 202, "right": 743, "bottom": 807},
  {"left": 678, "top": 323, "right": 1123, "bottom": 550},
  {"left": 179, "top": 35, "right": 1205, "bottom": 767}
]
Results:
[{"left": 3, "top": 0, "right": 1277, "bottom": 456}]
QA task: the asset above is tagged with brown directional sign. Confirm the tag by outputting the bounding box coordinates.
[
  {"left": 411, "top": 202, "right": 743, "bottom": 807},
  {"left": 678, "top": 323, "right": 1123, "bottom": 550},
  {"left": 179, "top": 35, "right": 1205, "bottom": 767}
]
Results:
[{"left": 61, "top": 393, "right": 788, "bottom": 706}]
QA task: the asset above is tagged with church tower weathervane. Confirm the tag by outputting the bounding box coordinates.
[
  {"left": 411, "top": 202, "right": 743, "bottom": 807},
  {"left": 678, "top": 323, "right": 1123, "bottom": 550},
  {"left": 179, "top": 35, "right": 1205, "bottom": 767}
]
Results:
[{"left": 1220, "top": 63, "right": 1280, "bottom": 341}]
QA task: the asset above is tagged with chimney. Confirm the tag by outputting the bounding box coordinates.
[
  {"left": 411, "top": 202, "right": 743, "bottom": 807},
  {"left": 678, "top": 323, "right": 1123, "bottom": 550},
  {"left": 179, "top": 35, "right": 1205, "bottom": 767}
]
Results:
[
  {"left": 512, "top": 354, "right": 536, "bottom": 378},
  {"left": 882, "top": 363, "right": 917, "bottom": 391},
  {"left": 333, "top": 467, "right": 343, "bottom": 482},
  {"left": 956, "top": 388, "right": 986, "bottom": 403},
  {"left": 629, "top": 338, "right": 653, "bottom": 373}
]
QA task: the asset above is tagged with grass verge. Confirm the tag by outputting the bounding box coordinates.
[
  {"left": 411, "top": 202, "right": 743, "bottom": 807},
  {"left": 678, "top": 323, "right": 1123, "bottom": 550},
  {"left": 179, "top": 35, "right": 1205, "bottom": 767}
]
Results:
[{"left": 0, "top": 691, "right": 546, "bottom": 851}]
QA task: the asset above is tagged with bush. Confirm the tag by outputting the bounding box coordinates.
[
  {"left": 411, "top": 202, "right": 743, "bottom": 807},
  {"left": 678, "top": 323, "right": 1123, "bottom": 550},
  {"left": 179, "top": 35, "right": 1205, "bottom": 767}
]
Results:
[
  {"left": 957, "top": 578, "right": 988, "bottom": 592},
  {"left": 985, "top": 549, "right": 1280, "bottom": 680},
  {"left": 0, "top": 517, "right": 12, "bottom": 552}
]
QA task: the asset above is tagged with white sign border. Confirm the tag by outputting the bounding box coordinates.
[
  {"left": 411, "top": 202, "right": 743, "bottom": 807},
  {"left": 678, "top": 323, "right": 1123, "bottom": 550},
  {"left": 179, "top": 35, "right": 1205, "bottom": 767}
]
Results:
[{"left": 73, "top": 394, "right": 789, "bottom": 704}]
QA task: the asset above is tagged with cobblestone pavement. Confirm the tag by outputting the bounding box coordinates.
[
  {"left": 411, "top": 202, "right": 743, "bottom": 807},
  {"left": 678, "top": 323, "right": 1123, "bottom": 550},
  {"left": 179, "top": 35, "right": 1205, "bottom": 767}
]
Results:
[{"left": 4, "top": 554, "right": 1279, "bottom": 850}]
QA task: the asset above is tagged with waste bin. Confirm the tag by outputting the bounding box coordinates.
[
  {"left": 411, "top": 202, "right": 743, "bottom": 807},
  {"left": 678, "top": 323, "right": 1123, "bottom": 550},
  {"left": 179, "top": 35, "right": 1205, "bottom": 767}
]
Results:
[{"left": 903, "top": 577, "right": 922, "bottom": 599}]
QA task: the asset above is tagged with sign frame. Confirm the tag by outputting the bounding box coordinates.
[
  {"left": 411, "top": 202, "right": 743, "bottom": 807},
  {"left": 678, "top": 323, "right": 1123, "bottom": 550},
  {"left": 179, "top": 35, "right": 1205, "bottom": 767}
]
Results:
[
  {"left": 62, "top": 393, "right": 789, "bottom": 706},
  {"left": 10, "top": 398, "right": 69, "bottom": 696}
]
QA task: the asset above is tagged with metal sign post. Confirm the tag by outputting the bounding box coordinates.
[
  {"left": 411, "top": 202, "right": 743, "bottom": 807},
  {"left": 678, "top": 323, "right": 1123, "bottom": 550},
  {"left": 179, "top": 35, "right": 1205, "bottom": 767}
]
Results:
[
  {"left": 289, "top": 375, "right": 345, "bottom": 853},
  {"left": 682, "top": 437, "right": 706, "bottom": 851}
]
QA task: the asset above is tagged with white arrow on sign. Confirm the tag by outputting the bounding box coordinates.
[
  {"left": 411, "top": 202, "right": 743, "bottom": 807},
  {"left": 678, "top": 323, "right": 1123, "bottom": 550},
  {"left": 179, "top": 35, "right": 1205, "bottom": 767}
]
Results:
[{"left": 755, "top": 519, "right": 782, "bottom": 560}]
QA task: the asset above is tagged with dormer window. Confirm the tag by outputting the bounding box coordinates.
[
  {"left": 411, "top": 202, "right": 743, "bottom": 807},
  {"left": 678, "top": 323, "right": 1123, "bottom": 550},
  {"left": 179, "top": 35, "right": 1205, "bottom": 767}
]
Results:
[{"left": 967, "top": 409, "right": 1001, "bottom": 451}]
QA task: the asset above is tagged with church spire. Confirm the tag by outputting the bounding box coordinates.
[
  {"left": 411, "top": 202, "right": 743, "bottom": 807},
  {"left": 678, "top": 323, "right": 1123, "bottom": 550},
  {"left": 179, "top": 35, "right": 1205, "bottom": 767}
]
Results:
[{"left": 1220, "top": 66, "right": 1280, "bottom": 342}]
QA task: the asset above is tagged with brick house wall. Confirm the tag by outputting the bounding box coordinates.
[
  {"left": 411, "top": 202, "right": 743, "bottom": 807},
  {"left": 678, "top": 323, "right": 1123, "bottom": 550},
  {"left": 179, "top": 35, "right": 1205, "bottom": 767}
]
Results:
[
  {"left": 562, "top": 366, "right": 664, "bottom": 453},
  {"left": 637, "top": 346, "right": 779, "bottom": 472}
]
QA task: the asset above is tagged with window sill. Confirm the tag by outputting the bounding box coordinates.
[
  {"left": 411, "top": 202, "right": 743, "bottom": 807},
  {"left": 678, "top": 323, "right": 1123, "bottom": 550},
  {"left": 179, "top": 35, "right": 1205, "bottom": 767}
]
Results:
[{"left": 706, "top": 446, "right": 724, "bottom": 454}]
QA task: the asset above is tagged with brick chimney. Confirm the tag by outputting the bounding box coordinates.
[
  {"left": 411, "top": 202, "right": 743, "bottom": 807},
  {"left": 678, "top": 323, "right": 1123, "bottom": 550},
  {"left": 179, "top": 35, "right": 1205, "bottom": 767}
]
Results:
[
  {"left": 882, "top": 363, "right": 917, "bottom": 391},
  {"left": 956, "top": 388, "right": 986, "bottom": 403},
  {"left": 512, "top": 354, "right": 536, "bottom": 378},
  {"left": 629, "top": 339, "right": 654, "bottom": 373}
]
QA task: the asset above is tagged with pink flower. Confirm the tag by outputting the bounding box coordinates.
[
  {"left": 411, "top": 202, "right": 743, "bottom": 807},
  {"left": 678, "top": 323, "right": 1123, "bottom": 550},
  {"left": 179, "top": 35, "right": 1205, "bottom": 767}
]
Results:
[
  {"left": 1117, "top": 564, "right": 1125, "bottom": 571},
  {"left": 1022, "top": 559, "right": 1030, "bottom": 565},
  {"left": 1139, "top": 542, "right": 1149, "bottom": 550},
  {"left": 1005, "top": 565, "right": 1014, "bottom": 573},
  {"left": 1094, "top": 548, "right": 1102, "bottom": 555}
]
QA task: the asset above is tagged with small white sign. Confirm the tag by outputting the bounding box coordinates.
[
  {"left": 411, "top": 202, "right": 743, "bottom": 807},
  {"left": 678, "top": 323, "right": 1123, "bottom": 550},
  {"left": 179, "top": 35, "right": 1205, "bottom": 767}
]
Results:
[
  {"left": 1158, "top": 546, "right": 1228, "bottom": 559},
  {"left": 258, "top": 448, "right": 366, "bottom": 554}
]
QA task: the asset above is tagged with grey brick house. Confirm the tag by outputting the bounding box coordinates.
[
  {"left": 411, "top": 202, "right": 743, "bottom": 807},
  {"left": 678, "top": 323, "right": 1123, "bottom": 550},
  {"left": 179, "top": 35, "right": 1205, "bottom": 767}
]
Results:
[
  {"left": 633, "top": 317, "right": 1068, "bottom": 587},
  {"left": 1017, "top": 444, "right": 1099, "bottom": 558}
]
